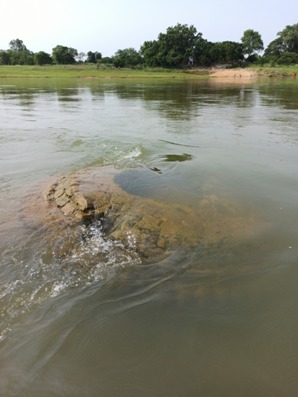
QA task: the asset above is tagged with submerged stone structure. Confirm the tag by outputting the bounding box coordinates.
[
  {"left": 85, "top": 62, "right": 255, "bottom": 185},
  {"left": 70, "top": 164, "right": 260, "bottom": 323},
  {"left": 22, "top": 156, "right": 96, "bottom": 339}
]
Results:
[{"left": 36, "top": 166, "right": 258, "bottom": 261}]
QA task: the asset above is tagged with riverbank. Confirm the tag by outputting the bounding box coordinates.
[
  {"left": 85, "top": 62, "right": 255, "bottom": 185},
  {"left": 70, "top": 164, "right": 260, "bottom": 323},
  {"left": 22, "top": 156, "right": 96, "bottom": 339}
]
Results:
[
  {"left": 0, "top": 65, "right": 204, "bottom": 79},
  {"left": 202, "top": 66, "right": 298, "bottom": 79},
  {"left": 209, "top": 69, "right": 257, "bottom": 78},
  {"left": 0, "top": 64, "right": 297, "bottom": 79}
]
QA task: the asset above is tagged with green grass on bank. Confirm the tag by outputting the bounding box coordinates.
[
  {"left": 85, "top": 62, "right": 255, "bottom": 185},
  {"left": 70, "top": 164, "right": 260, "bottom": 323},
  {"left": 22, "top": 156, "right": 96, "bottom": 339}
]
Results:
[
  {"left": 0, "top": 64, "right": 209, "bottom": 79},
  {"left": 250, "top": 64, "right": 298, "bottom": 77},
  {"left": 0, "top": 64, "right": 297, "bottom": 79}
]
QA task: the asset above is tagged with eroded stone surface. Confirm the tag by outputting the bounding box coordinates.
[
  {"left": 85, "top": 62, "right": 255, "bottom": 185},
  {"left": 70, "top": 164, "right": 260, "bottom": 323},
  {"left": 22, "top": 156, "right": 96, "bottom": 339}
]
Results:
[{"left": 35, "top": 166, "right": 259, "bottom": 260}]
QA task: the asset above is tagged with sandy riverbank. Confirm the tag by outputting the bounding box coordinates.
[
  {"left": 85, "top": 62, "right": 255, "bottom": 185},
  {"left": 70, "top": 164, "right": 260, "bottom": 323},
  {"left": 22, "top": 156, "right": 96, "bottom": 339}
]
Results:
[{"left": 210, "top": 68, "right": 257, "bottom": 79}]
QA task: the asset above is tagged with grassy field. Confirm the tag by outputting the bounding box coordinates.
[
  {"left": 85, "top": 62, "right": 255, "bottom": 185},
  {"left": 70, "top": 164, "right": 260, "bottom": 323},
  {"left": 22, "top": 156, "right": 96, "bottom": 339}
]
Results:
[
  {"left": 0, "top": 64, "right": 297, "bottom": 79},
  {"left": 250, "top": 64, "right": 298, "bottom": 77},
  {"left": 0, "top": 64, "right": 209, "bottom": 79}
]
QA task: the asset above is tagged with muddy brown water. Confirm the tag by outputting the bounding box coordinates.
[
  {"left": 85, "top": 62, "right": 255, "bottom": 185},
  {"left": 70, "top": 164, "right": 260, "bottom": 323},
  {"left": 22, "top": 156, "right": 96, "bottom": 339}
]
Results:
[{"left": 1, "top": 77, "right": 298, "bottom": 396}]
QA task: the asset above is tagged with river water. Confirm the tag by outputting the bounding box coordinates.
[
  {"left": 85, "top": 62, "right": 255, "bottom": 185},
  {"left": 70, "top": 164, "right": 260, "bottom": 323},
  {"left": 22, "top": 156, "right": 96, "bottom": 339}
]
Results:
[{"left": 0, "top": 76, "right": 298, "bottom": 396}]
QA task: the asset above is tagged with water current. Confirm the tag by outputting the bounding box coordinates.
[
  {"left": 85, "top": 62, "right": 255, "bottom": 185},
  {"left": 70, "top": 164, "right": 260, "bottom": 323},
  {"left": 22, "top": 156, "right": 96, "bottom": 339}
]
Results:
[{"left": 0, "top": 76, "right": 298, "bottom": 396}]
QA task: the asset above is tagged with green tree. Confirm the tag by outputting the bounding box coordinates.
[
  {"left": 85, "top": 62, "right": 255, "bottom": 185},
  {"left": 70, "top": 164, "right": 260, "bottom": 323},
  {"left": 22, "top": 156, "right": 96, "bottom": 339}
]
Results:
[
  {"left": 86, "top": 51, "right": 102, "bottom": 63},
  {"left": 193, "top": 39, "right": 214, "bottom": 66},
  {"left": 264, "top": 37, "right": 285, "bottom": 57},
  {"left": 277, "top": 23, "right": 298, "bottom": 53},
  {"left": 194, "top": 40, "right": 243, "bottom": 66},
  {"left": 9, "top": 38, "right": 27, "bottom": 52},
  {"left": 141, "top": 24, "right": 203, "bottom": 68},
  {"left": 241, "top": 29, "right": 264, "bottom": 58},
  {"left": 0, "top": 50, "right": 11, "bottom": 65},
  {"left": 263, "top": 23, "right": 298, "bottom": 64},
  {"left": 158, "top": 24, "right": 201, "bottom": 67},
  {"left": 34, "top": 51, "right": 52, "bottom": 65},
  {"left": 209, "top": 41, "right": 243, "bottom": 64},
  {"left": 140, "top": 40, "right": 162, "bottom": 67},
  {"left": 52, "top": 45, "right": 78, "bottom": 64},
  {"left": 7, "top": 38, "right": 34, "bottom": 65},
  {"left": 275, "top": 52, "right": 298, "bottom": 65},
  {"left": 112, "top": 48, "right": 142, "bottom": 68},
  {"left": 7, "top": 49, "right": 34, "bottom": 65},
  {"left": 219, "top": 41, "right": 244, "bottom": 63},
  {"left": 141, "top": 25, "right": 243, "bottom": 67},
  {"left": 101, "top": 57, "right": 113, "bottom": 65}
]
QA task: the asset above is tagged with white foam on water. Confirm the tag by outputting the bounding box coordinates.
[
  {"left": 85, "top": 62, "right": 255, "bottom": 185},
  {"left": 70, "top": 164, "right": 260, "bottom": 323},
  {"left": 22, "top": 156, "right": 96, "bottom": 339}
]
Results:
[
  {"left": 69, "top": 219, "right": 141, "bottom": 281},
  {"left": 122, "top": 146, "right": 143, "bottom": 160},
  {"left": 112, "top": 144, "right": 144, "bottom": 169},
  {"left": 0, "top": 219, "right": 141, "bottom": 341}
]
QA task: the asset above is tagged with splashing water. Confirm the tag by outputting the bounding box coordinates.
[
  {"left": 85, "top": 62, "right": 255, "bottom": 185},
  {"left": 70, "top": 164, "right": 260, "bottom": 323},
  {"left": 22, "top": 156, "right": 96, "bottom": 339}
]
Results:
[{"left": 0, "top": 219, "right": 141, "bottom": 341}]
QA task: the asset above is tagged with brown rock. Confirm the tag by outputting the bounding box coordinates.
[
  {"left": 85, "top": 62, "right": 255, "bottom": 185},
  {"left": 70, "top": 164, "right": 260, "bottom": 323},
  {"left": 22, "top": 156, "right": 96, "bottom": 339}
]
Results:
[{"left": 23, "top": 165, "right": 259, "bottom": 261}]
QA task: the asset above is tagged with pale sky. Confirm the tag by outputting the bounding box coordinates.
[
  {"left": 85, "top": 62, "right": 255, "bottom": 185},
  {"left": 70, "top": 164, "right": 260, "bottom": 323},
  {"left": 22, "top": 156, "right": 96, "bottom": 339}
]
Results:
[{"left": 1, "top": 0, "right": 297, "bottom": 56}]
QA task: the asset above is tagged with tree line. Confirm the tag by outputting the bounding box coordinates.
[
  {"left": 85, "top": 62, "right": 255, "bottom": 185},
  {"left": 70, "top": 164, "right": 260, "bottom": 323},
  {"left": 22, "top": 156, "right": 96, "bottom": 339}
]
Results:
[{"left": 1, "top": 23, "right": 298, "bottom": 67}]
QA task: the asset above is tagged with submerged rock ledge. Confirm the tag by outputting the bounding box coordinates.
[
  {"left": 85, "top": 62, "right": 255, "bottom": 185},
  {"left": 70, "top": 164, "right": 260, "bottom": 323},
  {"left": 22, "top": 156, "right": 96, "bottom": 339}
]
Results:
[{"left": 30, "top": 165, "right": 258, "bottom": 260}]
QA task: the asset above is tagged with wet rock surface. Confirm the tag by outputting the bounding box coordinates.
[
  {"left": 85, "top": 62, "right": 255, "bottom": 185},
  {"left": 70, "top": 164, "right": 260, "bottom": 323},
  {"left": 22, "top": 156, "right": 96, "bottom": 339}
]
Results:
[{"left": 36, "top": 166, "right": 258, "bottom": 261}]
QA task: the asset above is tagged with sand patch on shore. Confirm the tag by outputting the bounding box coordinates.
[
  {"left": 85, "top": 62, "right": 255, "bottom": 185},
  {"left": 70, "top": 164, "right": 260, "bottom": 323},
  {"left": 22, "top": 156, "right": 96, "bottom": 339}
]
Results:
[{"left": 210, "top": 68, "right": 257, "bottom": 79}]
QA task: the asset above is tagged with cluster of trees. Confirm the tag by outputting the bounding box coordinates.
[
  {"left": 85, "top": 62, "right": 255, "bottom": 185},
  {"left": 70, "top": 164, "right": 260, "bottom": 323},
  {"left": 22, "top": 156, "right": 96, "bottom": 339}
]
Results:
[
  {"left": 140, "top": 23, "right": 298, "bottom": 67},
  {"left": 263, "top": 23, "right": 298, "bottom": 65},
  {"left": 1, "top": 23, "right": 297, "bottom": 68}
]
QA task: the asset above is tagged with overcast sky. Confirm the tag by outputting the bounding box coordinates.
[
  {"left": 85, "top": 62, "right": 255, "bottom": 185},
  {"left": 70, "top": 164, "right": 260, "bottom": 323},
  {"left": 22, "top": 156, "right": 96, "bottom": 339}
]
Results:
[{"left": 1, "top": 0, "right": 297, "bottom": 56}]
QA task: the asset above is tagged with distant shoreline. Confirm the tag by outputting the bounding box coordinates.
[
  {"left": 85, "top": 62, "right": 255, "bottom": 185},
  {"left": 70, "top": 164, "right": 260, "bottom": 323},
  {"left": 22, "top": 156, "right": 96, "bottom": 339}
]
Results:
[{"left": 0, "top": 65, "right": 297, "bottom": 79}]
